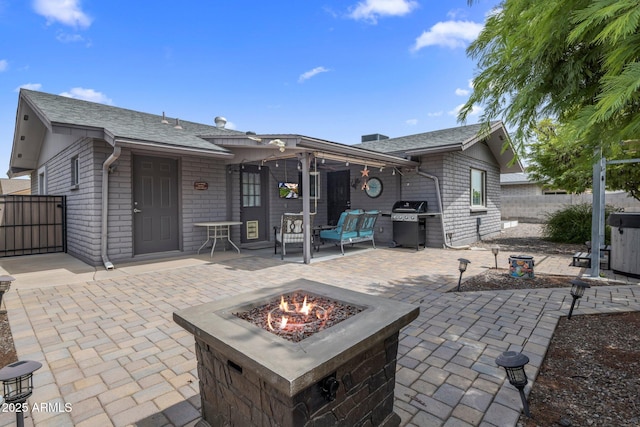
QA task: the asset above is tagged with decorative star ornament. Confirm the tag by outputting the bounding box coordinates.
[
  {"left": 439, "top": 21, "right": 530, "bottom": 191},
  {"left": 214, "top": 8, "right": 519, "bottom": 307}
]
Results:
[{"left": 360, "top": 167, "right": 370, "bottom": 178}]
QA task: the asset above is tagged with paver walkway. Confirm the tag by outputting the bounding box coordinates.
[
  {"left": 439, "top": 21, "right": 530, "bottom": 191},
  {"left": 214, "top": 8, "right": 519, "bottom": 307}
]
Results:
[{"left": 1, "top": 247, "right": 638, "bottom": 427}]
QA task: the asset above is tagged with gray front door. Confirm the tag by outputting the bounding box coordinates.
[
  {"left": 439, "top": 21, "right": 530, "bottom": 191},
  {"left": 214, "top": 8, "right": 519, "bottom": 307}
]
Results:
[
  {"left": 133, "top": 155, "right": 179, "bottom": 254},
  {"left": 240, "top": 165, "right": 269, "bottom": 243}
]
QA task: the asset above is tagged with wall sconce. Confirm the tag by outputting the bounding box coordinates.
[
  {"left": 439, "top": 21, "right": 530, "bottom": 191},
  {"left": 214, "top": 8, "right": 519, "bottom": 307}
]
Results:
[
  {"left": 0, "top": 360, "right": 43, "bottom": 426},
  {"left": 495, "top": 351, "right": 531, "bottom": 417},
  {"left": 568, "top": 279, "right": 590, "bottom": 319},
  {"left": 456, "top": 258, "right": 471, "bottom": 292},
  {"left": 491, "top": 245, "right": 500, "bottom": 269},
  {"left": 0, "top": 276, "right": 15, "bottom": 315}
]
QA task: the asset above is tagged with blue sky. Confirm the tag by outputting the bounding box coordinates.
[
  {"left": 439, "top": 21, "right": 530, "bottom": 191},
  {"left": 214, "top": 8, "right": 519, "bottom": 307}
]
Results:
[{"left": 0, "top": 0, "right": 499, "bottom": 178}]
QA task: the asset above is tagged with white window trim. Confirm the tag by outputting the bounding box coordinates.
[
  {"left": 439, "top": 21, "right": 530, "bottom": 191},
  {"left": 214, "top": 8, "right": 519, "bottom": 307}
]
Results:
[
  {"left": 37, "top": 166, "right": 47, "bottom": 195},
  {"left": 71, "top": 155, "right": 80, "bottom": 188},
  {"left": 470, "top": 168, "right": 486, "bottom": 208}
]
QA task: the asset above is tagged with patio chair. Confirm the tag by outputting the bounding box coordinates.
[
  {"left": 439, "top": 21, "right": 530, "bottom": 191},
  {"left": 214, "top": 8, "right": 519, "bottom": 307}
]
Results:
[
  {"left": 274, "top": 213, "right": 315, "bottom": 260},
  {"left": 319, "top": 211, "right": 362, "bottom": 255}
]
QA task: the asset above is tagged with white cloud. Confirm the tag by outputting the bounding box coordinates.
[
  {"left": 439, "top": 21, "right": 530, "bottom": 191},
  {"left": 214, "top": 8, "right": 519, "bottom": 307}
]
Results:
[
  {"left": 449, "top": 103, "right": 483, "bottom": 117},
  {"left": 411, "top": 20, "right": 483, "bottom": 51},
  {"left": 33, "top": 0, "right": 92, "bottom": 28},
  {"left": 427, "top": 111, "right": 443, "bottom": 117},
  {"left": 405, "top": 118, "right": 418, "bottom": 126},
  {"left": 56, "top": 31, "right": 84, "bottom": 43},
  {"left": 15, "top": 83, "right": 43, "bottom": 91},
  {"left": 349, "top": 0, "right": 418, "bottom": 24},
  {"left": 298, "top": 66, "right": 330, "bottom": 83},
  {"left": 59, "top": 88, "right": 112, "bottom": 104},
  {"left": 455, "top": 88, "right": 469, "bottom": 96},
  {"left": 0, "top": 59, "right": 7, "bottom": 71}
]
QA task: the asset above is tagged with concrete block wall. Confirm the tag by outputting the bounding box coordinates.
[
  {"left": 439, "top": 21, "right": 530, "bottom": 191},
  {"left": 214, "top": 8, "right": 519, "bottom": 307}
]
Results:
[{"left": 502, "top": 192, "right": 640, "bottom": 223}]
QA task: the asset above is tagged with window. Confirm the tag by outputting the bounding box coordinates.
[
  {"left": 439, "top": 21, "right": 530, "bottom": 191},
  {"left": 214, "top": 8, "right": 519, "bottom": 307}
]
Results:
[
  {"left": 71, "top": 155, "right": 79, "bottom": 187},
  {"left": 310, "top": 172, "right": 320, "bottom": 200},
  {"left": 242, "top": 171, "right": 261, "bottom": 207},
  {"left": 470, "top": 169, "right": 486, "bottom": 207}
]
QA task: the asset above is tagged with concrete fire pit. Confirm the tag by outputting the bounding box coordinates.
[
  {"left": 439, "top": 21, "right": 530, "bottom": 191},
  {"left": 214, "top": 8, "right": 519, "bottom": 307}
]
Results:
[{"left": 174, "top": 279, "right": 419, "bottom": 427}]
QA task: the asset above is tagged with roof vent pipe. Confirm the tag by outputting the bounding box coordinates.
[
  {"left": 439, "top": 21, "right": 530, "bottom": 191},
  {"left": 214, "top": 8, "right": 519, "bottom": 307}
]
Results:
[{"left": 214, "top": 116, "right": 227, "bottom": 128}]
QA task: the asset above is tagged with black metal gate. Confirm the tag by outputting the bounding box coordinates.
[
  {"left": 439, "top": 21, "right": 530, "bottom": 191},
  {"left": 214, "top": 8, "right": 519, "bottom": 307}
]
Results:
[{"left": 0, "top": 195, "right": 67, "bottom": 257}]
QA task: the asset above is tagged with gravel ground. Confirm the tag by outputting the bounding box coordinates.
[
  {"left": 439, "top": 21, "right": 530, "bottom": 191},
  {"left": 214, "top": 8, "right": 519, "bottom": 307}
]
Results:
[{"left": 467, "top": 223, "right": 640, "bottom": 427}]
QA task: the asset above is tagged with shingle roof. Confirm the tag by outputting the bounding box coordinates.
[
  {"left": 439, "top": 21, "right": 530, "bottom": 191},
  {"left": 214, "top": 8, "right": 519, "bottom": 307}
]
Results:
[
  {"left": 22, "top": 90, "right": 242, "bottom": 153},
  {"left": 354, "top": 122, "right": 493, "bottom": 154},
  {"left": 500, "top": 172, "right": 534, "bottom": 185}
]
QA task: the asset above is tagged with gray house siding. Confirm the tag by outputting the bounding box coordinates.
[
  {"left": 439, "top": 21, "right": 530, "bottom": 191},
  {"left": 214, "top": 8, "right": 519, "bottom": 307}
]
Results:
[
  {"left": 440, "top": 145, "right": 501, "bottom": 247},
  {"left": 31, "top": 136, "right": 103, "bottom": 265},
  {"left": 396, "top": 144, "right": 501, "bottom": 248},
  {"left": 180, "top": 155, "right": 228, "bottom": 253}
]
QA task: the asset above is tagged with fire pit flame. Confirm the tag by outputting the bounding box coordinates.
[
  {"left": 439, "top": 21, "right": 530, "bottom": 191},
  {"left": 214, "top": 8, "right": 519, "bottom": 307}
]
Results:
[
  {"left": 269, "top": 295, "right": 328, "bottom": 331},
  {"left": 234, "top": 291, "right": 364, "bottom": 342}
]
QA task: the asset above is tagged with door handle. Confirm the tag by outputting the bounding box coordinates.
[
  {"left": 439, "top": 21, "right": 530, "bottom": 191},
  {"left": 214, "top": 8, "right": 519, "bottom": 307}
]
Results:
[{"left": 133, "top": 208, "right": 142, "bottom": 213}]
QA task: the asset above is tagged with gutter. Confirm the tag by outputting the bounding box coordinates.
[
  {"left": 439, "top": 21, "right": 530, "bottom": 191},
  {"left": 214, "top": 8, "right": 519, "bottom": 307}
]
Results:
[
  {"left": 101, "top": 145, "right": 121, "bottom": 270},
  {"left": 416, "top": 168, "right": 469, "bottom": 250}
]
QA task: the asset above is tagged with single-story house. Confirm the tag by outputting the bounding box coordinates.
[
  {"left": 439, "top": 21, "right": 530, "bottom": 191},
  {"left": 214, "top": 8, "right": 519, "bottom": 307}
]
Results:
[
  {"left": 501, "top": 172, "right": 567, "bottom": 196},
  {"left": 8, "top": 89, "right": 522, "bottom": 268}
]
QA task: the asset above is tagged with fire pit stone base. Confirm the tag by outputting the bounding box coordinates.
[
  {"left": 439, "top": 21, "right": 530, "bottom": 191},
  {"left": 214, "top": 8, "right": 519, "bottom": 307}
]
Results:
[
  {"left": 195, "top": 333, "right": 401, "bottom": 427},
  {"left": 175, "top": 280, "right": 419, "bottom": 427}
]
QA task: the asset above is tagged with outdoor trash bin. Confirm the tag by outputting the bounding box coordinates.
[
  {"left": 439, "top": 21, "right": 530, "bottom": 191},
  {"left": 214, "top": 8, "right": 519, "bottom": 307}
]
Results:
[{"left": 509, "top": 255, "right": 535, "bottom": 279}]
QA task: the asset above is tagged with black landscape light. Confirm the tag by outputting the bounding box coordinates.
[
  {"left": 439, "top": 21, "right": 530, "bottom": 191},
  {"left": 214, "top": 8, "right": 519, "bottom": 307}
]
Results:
[
  {"left": 0, "top": 360, "right": 42, "bottom": 427},
  {"left": 568, "top": 279, "right": 590, "bottom": 320},
  {"left": 495, "top": 350, "right": 531, "bottom": 418},
  {"left": 0, "top": 275, "right": 14, "bottom": 315},
  {"left": 491, "top": 246, "right": 500, "bottom": 269},
  {"left": 456, "top": 258, "right": 471, "bottom": 292}
]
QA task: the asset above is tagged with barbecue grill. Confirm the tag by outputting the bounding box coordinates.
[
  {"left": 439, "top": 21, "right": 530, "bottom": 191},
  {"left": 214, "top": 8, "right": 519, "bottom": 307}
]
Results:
[{"left": 391, "top": 200, "right": 429, "bottom": 250}]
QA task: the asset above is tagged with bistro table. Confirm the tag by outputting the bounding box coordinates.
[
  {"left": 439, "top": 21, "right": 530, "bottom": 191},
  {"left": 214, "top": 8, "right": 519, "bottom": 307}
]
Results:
[{"left": 194, "top": 221, "right": 243, "bottom": 257}]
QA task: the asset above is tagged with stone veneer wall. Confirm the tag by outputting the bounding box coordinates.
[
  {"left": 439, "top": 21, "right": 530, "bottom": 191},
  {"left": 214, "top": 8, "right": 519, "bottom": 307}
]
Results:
[{"left": 195, "top": 333, "right": 401, "bottom": 427}]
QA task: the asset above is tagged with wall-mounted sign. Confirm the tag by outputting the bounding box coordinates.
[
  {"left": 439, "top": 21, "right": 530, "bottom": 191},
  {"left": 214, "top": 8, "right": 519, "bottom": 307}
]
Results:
[{"left": 194, "top": 181, "right": 208, "bottom": 190}]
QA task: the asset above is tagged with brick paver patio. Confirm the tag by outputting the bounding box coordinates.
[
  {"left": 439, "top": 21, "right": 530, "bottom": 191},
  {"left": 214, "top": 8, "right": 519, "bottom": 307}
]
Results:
[{"left": 1, "top": 247, "right": 638, "bottom": 427}]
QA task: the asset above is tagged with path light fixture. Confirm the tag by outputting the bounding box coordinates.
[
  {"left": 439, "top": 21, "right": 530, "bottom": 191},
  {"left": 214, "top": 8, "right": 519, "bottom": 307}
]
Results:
[
  {"left": 456, "top": 258, "right": 471, "bottom": 292},
  {"left": 0, "top": 275, "right": 15, "bottom": 315},
  {"left": 0, "top": 360, "right": 42, "bottom": 427},
  {"left": 491, "top": 246, "right": 500, "bottom": 269},
  {"left": 495, "top": 351, "right": 531, "bottom": 418},
  {"left": 568, "top": 279, "right": 590, "bottom": 320}
]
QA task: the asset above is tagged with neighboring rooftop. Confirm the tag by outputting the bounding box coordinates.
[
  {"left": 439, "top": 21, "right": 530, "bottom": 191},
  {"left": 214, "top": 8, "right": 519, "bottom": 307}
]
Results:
[
  {"left": 500, "top": 172, "right": 535, "bottom": 185},
  {"left": 0, "top": 178, "right": 30, "bottom": 195}
]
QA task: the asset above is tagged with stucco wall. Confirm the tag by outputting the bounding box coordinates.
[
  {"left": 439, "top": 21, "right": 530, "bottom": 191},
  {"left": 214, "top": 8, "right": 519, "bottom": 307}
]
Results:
[{"left": 501, "top": 183, "right": 543, "bottom": 197}]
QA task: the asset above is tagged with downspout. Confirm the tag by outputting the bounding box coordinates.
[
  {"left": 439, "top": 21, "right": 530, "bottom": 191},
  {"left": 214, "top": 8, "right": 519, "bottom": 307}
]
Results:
[
  {"left": 101, "top": 145, "right": 121, "bottom": 270},
  {"left": 416, "top": 168, "right": 469, "bottom": 250}
]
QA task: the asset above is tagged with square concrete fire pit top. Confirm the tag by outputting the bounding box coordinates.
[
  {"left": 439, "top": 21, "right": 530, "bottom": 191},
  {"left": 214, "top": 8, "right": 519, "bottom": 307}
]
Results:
[{"left": 174, "top": 279, "right": 419, "bottom": 396}]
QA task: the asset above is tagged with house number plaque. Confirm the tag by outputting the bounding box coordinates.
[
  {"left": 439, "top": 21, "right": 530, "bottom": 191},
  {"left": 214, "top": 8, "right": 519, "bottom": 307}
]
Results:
[{"left": 194, "top": 181, "right": 208, "bottom": 190}]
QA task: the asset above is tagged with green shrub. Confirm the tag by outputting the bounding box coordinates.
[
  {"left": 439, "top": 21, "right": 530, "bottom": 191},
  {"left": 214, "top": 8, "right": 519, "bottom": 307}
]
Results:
[{"left": 542, "top": 203, "right": 616, "bottom": 244}]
